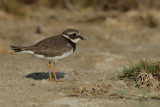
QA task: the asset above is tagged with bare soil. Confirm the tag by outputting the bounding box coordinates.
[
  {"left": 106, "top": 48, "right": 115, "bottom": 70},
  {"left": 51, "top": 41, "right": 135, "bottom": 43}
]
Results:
[{"left": 0, "top": 8, "right": 160, "bottom": 107}]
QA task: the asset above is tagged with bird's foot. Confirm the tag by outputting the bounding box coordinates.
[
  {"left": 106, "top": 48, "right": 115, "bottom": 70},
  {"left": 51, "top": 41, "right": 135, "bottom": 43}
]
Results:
[
  {"left": 49, "top": 78, "right": 54, "bottom": 81},
  {"left": 49, "top": 78, "right": 63, "bottom": 82}
]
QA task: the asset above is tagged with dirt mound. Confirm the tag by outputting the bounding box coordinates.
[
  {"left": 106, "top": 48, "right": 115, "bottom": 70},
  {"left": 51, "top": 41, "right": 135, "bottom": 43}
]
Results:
[{"left": 73, "top": 81, "right": 111, "bottom": 95}]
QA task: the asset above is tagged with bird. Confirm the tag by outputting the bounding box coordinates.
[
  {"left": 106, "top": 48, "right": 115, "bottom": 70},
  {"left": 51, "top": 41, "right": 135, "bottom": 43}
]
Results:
[{"left": 11, "top": 29, "right": 86, "bottom": 82}]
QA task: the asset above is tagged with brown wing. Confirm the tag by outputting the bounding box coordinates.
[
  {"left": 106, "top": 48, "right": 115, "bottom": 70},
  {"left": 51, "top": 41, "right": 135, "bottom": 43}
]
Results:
[{"left": 23, "top": 35, "right": 73, "bottom": 57}]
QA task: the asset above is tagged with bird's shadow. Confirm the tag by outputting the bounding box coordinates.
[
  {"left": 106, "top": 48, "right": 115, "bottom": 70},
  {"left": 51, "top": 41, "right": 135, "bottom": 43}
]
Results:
[{"left": 25, "top": 72, "right": 67, "bottom": 80}]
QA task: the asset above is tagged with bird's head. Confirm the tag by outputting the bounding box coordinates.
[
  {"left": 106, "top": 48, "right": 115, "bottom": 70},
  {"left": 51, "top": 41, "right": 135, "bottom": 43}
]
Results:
[{"left": 62, "top": 29, "right": 86, "bottom": 43}]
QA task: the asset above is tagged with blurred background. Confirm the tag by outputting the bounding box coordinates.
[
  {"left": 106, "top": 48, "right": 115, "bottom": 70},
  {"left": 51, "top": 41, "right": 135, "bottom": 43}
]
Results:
[
  {"left": 1, "top": 1, "right": 160, "bottom": 106},
  {"left": 0, "top": 0, "right": 160, "bottom": 13},
  {"left": 0, "top": 0, "right": 160, "bottom": 49}
]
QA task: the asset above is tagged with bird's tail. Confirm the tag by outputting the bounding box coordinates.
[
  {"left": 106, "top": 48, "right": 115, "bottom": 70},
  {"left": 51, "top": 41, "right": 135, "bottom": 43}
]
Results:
[{"left": 10, "top": 46, "right": 24, "bottom": 52}]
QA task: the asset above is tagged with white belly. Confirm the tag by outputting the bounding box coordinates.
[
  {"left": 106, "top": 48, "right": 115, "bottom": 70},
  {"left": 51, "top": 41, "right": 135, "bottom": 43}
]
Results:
[{"left": 22, "top": 49, "right": 73, "bottom": 61}]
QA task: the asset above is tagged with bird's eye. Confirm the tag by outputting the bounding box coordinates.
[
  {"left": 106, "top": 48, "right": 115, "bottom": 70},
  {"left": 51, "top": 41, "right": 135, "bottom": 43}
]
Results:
[{"left": 72, "top": 33, "right": 77, "bottom": 36}]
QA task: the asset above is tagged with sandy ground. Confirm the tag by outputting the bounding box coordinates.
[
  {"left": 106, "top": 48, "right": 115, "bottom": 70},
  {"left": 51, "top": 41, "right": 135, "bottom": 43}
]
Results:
[{"left": 0, "top": 8, "right": 160, "bottom": 107}]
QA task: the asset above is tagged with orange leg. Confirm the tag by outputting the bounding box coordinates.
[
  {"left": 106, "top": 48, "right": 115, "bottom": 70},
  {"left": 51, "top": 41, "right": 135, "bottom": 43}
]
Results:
[
  {"left": 48, "top": 61, "right": 54, "bottom": 81},
  {"left": 52, "top": 64, "right": 62, "bottom": 82}
]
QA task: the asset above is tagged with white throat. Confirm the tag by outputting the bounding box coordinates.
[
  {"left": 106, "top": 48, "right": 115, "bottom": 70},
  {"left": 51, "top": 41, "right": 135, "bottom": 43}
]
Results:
[{"left": 63, "top": 35, "right": 81, "bottom": 43}]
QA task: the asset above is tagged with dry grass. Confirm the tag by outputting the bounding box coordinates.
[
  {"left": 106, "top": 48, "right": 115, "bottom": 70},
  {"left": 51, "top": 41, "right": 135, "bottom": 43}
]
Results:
[{"left": 119, "top": 60, "right": 160, "bottom": 91}]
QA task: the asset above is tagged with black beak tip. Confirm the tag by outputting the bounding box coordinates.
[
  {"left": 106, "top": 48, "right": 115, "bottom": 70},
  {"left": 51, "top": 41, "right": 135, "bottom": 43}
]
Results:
[
  {"left": 80, "top": 36, "right": 86, "bottom": 40},
  {"left": 82, "top": 38, "right": 86, "bottom": 40}
]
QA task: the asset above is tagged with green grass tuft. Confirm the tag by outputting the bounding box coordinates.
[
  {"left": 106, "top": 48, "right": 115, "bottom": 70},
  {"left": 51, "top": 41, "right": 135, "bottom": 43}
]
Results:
[{"left": 119, "top": 60, "right": 160, "bottom": 82}]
